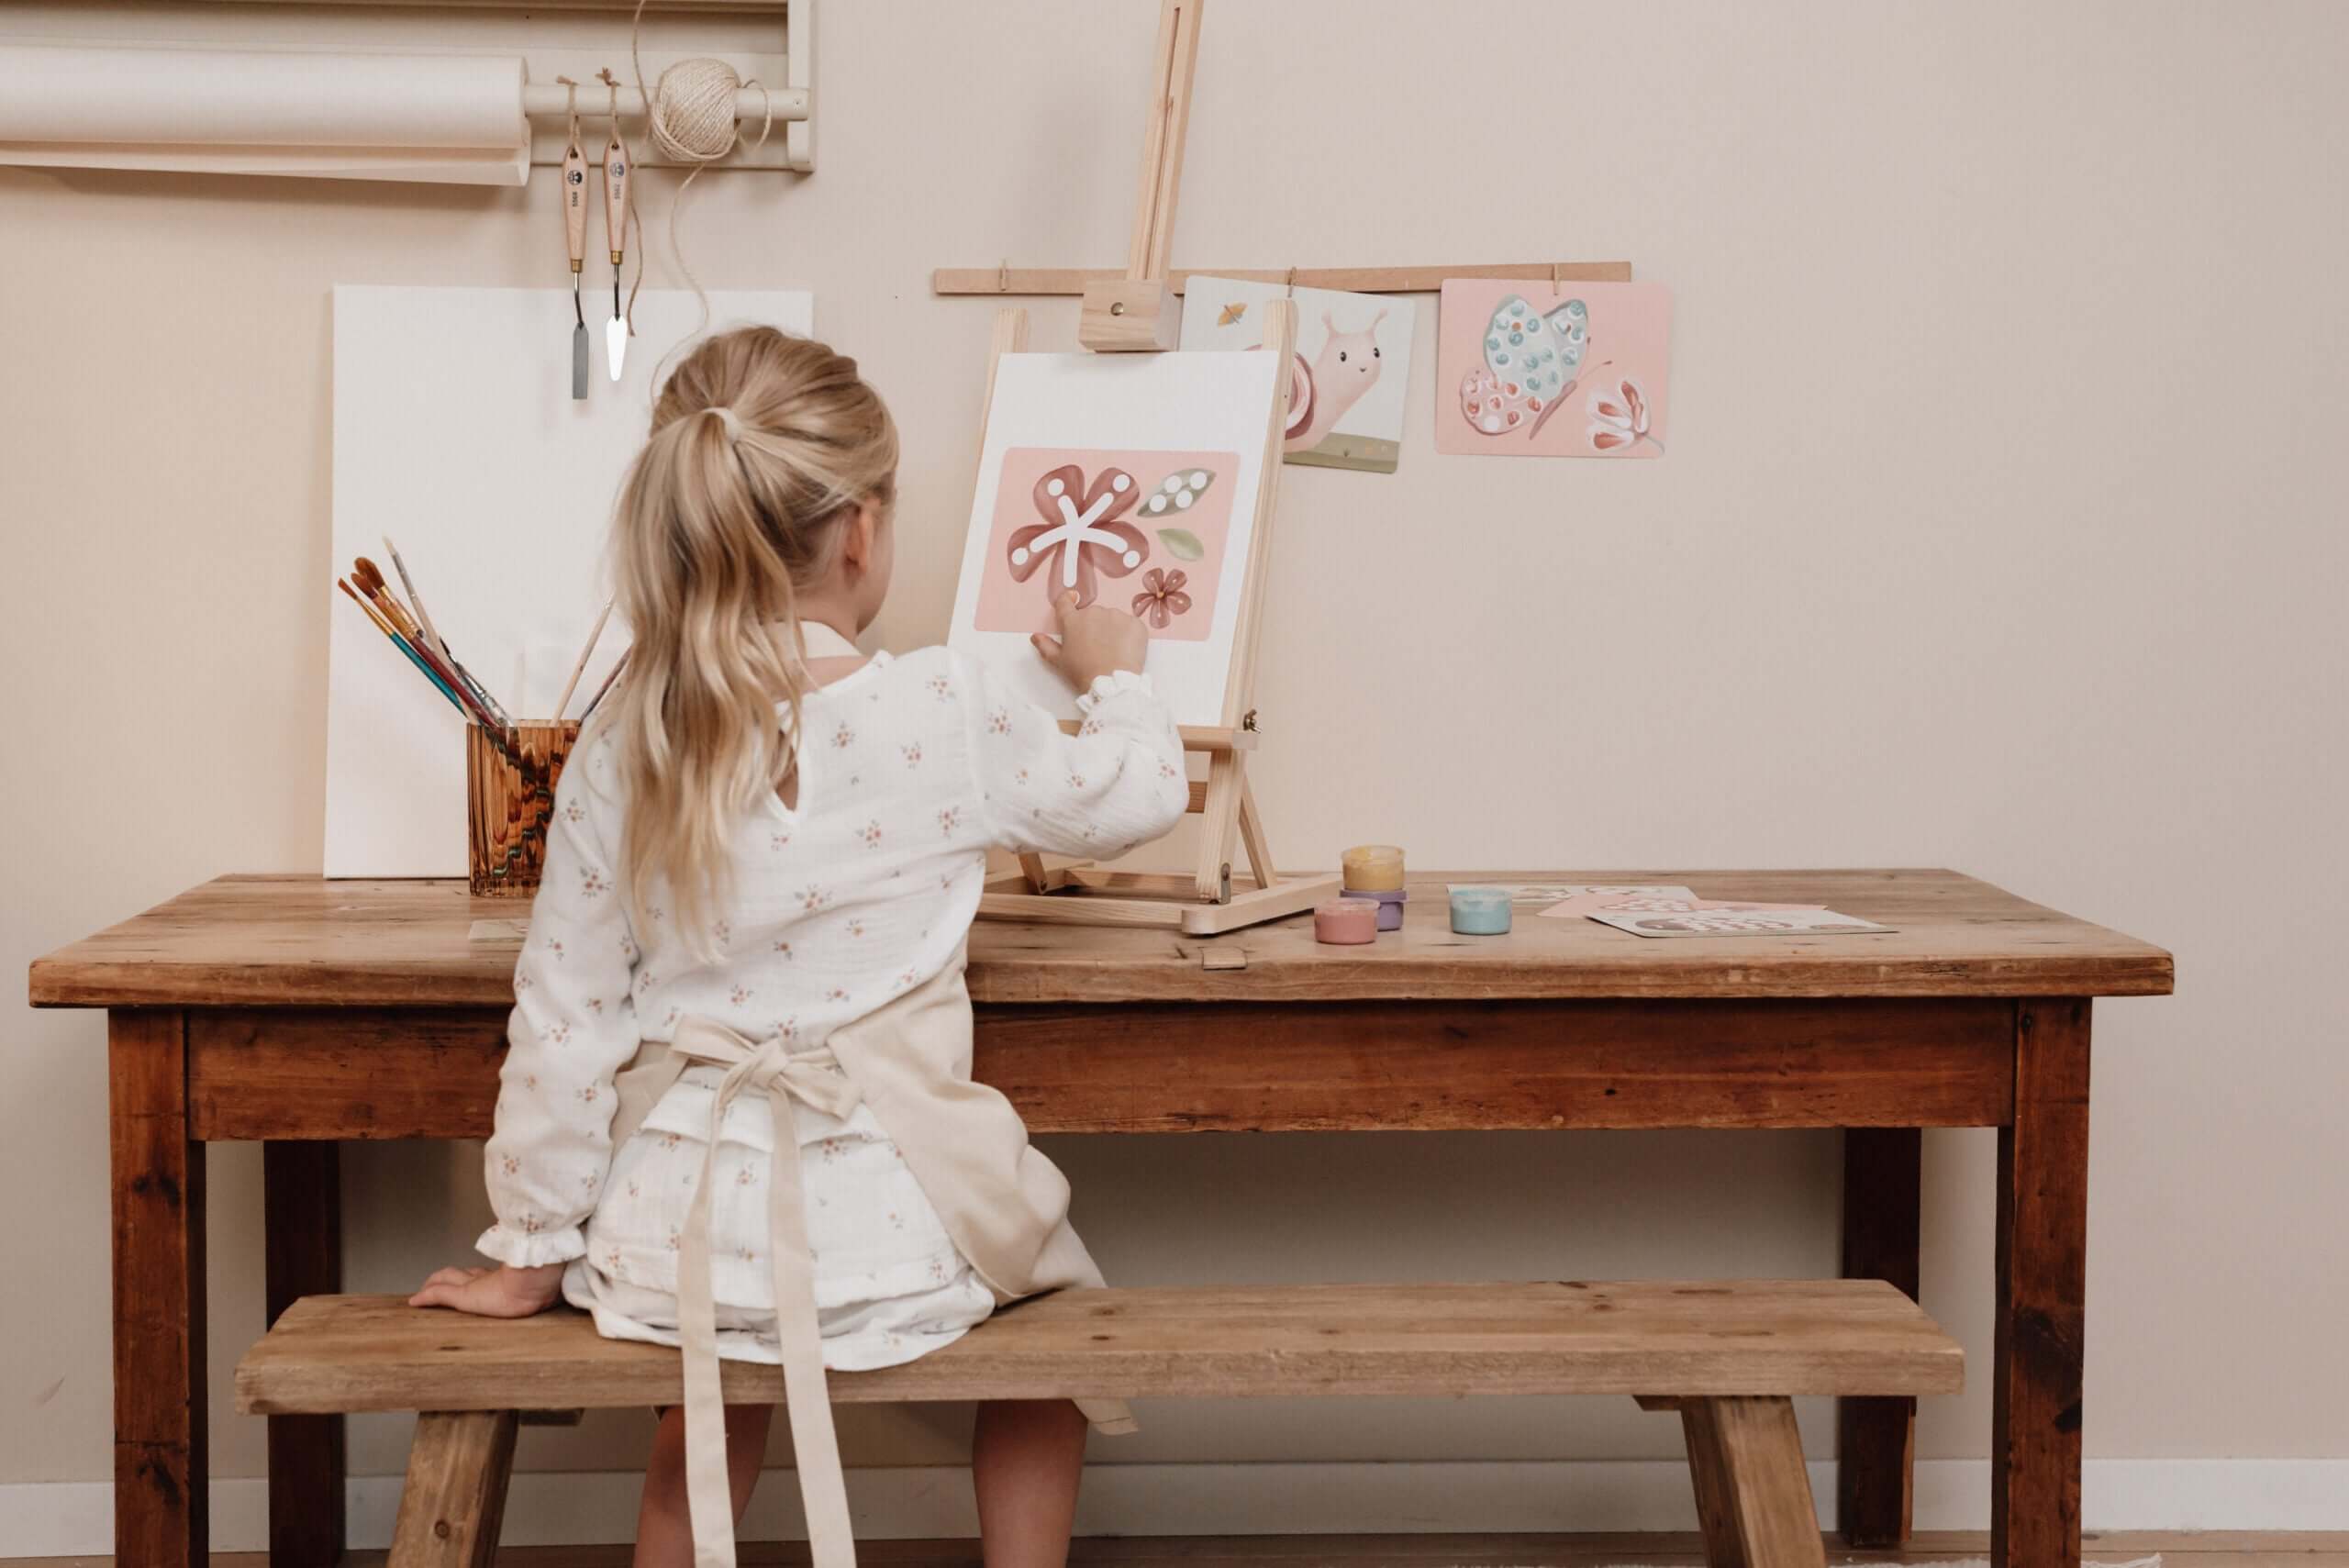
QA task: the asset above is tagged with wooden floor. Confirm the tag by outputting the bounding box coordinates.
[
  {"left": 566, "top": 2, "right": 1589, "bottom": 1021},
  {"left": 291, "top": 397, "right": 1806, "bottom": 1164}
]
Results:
[{"left": 17, "top": 1532, "right": 2347, "bottom": 1568}]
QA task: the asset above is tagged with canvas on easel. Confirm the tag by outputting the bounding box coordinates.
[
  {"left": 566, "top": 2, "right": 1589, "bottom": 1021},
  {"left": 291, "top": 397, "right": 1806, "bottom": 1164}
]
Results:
[{"left": 948, "top": 350, "right": 1283, "bottom": 728}]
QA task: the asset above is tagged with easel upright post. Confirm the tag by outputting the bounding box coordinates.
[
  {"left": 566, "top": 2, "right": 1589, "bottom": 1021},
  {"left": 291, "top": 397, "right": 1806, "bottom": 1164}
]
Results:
[
  {"left": 975, "top": 0, "right": 1339, "bottom": 935},
  {"left": 1078, "top": 0, "right": 1201, "bottom": 353}
]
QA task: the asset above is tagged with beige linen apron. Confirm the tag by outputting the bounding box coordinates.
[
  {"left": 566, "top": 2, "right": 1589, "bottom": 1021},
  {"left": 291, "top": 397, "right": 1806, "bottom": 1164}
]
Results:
[{"left": 603, "top": 944, "right": 1132, "bottom": 1568}]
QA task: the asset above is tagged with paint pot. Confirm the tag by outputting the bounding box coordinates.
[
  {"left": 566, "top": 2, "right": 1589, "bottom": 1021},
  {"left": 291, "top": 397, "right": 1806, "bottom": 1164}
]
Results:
[
  {"left": 1314, "top": 897, "right": 1379, "bottom": 945},
  {"left": 1342, "top": 887, "right": 1408, "bottom": 931},
  {"left": 1449, "top": 885, "right": 1513, "bottom": 935},
  {"left": 1340, "top": 843, "right": 1406, "bottom": 891}
]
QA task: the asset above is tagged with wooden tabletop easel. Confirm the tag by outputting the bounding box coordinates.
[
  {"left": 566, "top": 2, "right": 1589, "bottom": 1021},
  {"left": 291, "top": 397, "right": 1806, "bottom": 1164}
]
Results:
[{"left": 974, "top": 0, "right": 1340, "bottom": 936}]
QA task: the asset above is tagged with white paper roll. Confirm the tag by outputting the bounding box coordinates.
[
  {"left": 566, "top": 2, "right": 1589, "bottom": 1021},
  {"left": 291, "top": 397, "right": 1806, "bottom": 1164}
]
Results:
[{"left": 0, "top": 45, "right": 529, "bottom": 185}]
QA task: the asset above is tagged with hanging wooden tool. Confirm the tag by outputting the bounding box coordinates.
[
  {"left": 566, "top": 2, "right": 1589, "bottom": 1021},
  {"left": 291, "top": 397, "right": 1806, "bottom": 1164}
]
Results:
[
  {"left": 560, "top": 83, "right": 590, "bottom": 400},
  {"left": 973, "top": 0, "right": 1340, "bottom": 936}
]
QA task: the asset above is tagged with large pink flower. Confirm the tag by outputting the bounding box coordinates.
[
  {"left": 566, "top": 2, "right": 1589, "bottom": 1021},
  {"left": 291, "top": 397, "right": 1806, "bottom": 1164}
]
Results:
[
  {"left": 1130, "top": 568, "right": 1191, "bottom": 628},
  {"left": 1006, "top": 465, "right": 1151, "bottom": 608},
  {"left": 1586, "top": 377, "right": 1664, "bottom": 454}
]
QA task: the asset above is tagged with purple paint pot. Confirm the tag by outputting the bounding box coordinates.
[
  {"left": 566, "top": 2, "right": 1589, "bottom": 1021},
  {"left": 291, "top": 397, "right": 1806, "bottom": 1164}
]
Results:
[{"left": 1341, "top": 886, "right": 1408, "bottom": 931}]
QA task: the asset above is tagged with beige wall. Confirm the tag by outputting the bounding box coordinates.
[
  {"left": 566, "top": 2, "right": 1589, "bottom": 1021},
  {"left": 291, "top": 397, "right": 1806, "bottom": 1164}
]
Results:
[{"left": 5, "top": 0, "right": 2347, "bottom": 1530}]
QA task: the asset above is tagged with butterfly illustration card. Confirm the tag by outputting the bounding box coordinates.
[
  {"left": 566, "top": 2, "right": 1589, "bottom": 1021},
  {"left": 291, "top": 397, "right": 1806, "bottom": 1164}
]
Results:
[
  {"left": 1178, "top": 276, "right": 1418, "bottom": 473},
  {"left": 1434, "top": 279, "right": 1673, "bottom": 458},
  {"left": 949, "top": 350, "right": 1286, "bottom": 727}
]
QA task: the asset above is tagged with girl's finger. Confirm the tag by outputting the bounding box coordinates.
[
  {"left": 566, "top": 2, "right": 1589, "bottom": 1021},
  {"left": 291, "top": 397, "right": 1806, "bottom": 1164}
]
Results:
[{"left": 1030, "top": 632, "right": 1063, "bottom": 667}]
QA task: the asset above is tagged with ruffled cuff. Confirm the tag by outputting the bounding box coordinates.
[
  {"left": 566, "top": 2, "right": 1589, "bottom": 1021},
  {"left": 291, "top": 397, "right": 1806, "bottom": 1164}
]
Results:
[
  {"left": 475, "top": 1221, "right": 587, "bottom": 1268},
  {"left": 1074, "top": 669, "right": 1158, "bottom": 713}
]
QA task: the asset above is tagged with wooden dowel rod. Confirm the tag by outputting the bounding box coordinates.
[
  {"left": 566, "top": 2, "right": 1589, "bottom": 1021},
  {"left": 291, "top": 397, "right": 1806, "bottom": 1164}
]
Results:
[{"left": 935, "top": 261, "right": 1634, "bottom": 297}]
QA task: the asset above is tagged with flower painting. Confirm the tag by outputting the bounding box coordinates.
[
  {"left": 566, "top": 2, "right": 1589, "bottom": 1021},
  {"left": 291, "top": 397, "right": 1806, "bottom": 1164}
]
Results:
[
  {"left": 1433, "top": 279, "right": 1674, "bottom": 459},
  {"left": 970, "top": 447, "right": 1237, "bottom": 643}
]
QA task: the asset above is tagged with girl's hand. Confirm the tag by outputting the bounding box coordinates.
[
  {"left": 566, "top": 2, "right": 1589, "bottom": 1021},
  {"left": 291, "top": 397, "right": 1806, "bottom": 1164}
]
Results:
[
  {"left": 409, "top": 1262, "right": 566, "bottom": 1318},
  {"left": 1031, "top": 591, "right": 1148, "bottom": 693}
]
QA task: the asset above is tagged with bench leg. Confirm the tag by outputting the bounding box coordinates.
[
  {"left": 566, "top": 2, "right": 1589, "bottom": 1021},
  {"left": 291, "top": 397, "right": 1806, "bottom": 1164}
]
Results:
[
  {"left": 1676, "top": 1397, "right": 1827, "bottom": 1568},
  {"left": 389, "top": 1411, "right": 518, "bottom": 1568}
]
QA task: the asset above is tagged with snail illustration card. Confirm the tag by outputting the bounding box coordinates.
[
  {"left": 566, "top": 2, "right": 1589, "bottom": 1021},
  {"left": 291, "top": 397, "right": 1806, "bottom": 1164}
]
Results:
[
  {"left": 1434, "top": 279, "right": 1673, "bottom": 458},
  {"left": 1178, "top": 276, "right": 1417, "bottom": 473},
  {"left": 950, "top": 349, "right": 1286, "bottom": 727}
]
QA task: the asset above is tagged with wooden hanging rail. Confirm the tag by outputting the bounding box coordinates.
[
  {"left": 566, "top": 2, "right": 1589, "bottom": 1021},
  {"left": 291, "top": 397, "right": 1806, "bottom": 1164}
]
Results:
[{"left": 935, "top": 261, "right": 1633, "bottom": 297}]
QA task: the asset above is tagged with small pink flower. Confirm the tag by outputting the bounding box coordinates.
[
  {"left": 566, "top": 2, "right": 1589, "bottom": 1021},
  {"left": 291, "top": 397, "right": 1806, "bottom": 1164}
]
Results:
[
  {"left": 826, "top": 985, "right": 849, "bottom": 1003},
  {"left": 929, "top": 674, "right": 953, "bottom": 701},
  {"left": 562, "top": 799, "right": 585, "bottom": 823},
  {"left": 545, "top": 938, "right": 564, "bottom": 962},
  {"left": 832, "top": 723, "right": 855, "bottom": 749},
  {"left": 846, "top": 918, "right": 865, "bottom": 939},
  {"left": 713, "top": 919, "right": 730, "bottom": 945},
  {"left": 543, "top": 1021, "right": 570, "bottom": 1047},
  {"left": 986, "top": 707, "right": 1012, "bottom": 735},
  {"left": 578, "top": 865, "right": 609, "bottom": 898},
  {"left": 860, "top": 819, "right": 884, "bottom": 848},
  {"left": 774, "top": 939, "right": 794, "bottom": 958},
  {"left": 798, "top": 885, "right": 830, "bottom": 911},
  {"left": 903, "top": 742, "right": 924, "bottom": 768},
  {"left": 1587, "top": 377, "right": 1664, "bottom": 454},
  {"left": 500, "top": 1154, "right": 520, "bottom": 1176},
  {"left": 729, "top": 984, "right": 751, "bottom": 1006},
  {"left": 1078, "top": 716, "right": 1104, "bottom": 738},
  {"left": 940, "top": 805, "right": 963, "bottom": 836},
  {"left": 1130, "top": 567, "right": 1192, "bottom": 628},
  {"left": 585, "top": 996, "right": 603, "bottom": 1014},
  {"left": 771, "top": 829, "right": 792, "bottom": 851}
]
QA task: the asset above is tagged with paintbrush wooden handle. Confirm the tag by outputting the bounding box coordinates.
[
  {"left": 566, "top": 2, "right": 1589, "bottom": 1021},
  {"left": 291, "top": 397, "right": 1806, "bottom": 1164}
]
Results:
[
  {"left": 552, "top": 600, "right": 613, "bottom": 721},
  {"left": 563, "top": 139, "right": 588, "bottom": 272},
  {"left": 602, "top": 134, "right": 629, "bottom": 265}
]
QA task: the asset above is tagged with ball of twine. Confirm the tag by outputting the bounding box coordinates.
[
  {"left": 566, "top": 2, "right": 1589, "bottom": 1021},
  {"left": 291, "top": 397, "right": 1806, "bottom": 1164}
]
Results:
[{"left": 646, "top": 57, "right": 751, "bottom": 165}]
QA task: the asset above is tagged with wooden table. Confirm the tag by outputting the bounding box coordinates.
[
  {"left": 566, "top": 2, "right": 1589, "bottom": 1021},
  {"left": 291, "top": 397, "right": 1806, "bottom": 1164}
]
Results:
[{"left": 29, "top": 870, "right": 2172, "bottom": 1568}]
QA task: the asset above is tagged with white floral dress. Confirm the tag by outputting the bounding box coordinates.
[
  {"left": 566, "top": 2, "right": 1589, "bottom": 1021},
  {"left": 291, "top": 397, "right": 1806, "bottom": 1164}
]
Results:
[{"left": 475, "top": 628, "right": 1189, "bottom": 1373}]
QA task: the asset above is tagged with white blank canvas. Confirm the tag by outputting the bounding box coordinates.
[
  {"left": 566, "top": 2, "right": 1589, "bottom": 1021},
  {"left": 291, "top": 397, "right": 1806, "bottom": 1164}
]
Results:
[
  {"left": 947, "top": 350, "right": 1284, "bottom": 728},
  {"left": 325, "top": 284, "right": 816, "bottom": 878}
]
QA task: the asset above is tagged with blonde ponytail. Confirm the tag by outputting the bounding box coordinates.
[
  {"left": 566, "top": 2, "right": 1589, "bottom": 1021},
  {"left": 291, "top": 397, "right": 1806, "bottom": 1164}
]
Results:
[{"left": 598, "top": 327, "right": 898, "bottom": 943}]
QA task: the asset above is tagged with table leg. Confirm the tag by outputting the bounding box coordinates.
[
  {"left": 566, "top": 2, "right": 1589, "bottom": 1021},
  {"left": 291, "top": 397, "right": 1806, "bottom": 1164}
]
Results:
[
  {"left": 1836, "top": 1126, "right": 1921, "bottom": 1546},
  {"left": 110, "top": 1008, "right": 207, "bottom": 1568},
  {"left": 264, "top": 1141, "right": 345, "bottom": 1566},
  {"left": 1992, "top": 999, "right": 2091, "bottom": 1568}
]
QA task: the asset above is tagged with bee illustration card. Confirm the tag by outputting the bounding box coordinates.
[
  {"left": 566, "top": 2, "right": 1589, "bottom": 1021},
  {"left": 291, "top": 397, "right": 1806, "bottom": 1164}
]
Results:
[
  {"left": 1179, "top": 276, "right": 1416, "bottom": 473},
  {"left": 1434, "top": 279, "right": 1673, "bottom": 458},
  {"left": 949, "top": 349, "right": 1286, "bottom": 727}
]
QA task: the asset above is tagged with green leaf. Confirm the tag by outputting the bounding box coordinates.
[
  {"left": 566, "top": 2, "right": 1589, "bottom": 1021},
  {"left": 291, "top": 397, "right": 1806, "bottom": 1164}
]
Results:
[{"left": 1157, "top": 528, "right": 1205, "bottom": 561}]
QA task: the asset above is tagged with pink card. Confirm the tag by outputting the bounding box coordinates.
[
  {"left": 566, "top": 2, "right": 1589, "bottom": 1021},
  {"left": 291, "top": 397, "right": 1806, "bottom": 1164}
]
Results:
[
  {"left": 972, "top": 447, "right": 1239, "bottom": 642},
  {"left": 1435, "top": 280, "right": 1673, "bottom": 458}
]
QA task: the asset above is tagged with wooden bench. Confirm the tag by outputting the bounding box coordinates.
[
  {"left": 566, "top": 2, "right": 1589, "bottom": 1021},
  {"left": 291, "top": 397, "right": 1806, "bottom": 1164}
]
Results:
[{"left": 236, "top": 1279, "right": 1960, "bottom": 1568}]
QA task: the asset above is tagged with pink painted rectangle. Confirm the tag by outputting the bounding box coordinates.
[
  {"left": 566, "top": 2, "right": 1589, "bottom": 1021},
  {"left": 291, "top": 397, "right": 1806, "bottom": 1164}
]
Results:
[
  {"left": 1434, "top": 280, "right": 1673, "bottom": 458},
  {"left": 973, "top": 447, "right": 1239, "bottom": 643}
]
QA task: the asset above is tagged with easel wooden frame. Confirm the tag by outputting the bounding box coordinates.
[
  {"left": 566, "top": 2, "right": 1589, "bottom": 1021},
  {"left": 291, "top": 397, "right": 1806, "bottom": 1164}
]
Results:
[{"left": 973, "top": 0, "right": 1340, "bottom": 936}]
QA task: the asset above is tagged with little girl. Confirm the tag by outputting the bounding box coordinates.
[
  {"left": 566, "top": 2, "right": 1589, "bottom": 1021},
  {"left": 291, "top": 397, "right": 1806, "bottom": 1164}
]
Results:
[{"left": 410, "top": 327, "right": 1189, "bottom": 1568}]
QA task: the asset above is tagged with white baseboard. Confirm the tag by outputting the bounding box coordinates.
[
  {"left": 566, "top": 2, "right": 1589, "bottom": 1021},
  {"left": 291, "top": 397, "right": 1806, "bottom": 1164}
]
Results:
[{"left": 1, "top": 1459, "right": 2343, "bottom": 1556}]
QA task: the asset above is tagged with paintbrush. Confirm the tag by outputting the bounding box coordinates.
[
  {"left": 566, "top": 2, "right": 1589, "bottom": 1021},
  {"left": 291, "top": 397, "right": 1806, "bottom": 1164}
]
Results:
[
  {"left": 381, "top": 535, "right": 449, "bottom": 660},
  {"left": 373, "top": 539, "right": 517, "bottom": 722},
  {"left": 350, "top": 562, "right": 503, "bottom": 728},
  {"left": 576, "top": 647, "right": 629, "bottom": 722},
  {"left": 551, "top": 600, "right": 613, "bottom": 721},
  {"left": 340, "top": 579, "right": 471, "bottom": 718},
  {"left": 353, "top": 557, "right": 511, "bottom": 728}
]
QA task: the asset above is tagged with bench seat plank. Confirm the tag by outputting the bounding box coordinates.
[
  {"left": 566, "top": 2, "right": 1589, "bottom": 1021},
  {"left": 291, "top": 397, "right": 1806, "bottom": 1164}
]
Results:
[{"left": 238, "top": 1280, "right": 1960, "bottom": 1416}]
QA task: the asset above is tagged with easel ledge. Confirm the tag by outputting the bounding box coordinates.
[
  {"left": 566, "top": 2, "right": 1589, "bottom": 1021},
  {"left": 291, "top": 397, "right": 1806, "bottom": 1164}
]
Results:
[{"left": 935, "top": 261, "right": 1633, "bottom": 297}]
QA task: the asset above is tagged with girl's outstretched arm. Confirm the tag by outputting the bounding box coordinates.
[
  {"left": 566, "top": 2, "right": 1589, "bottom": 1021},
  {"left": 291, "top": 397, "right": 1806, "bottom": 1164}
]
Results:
[{"left": 959, "top": 610, "right": 1191, "bottom": 861}]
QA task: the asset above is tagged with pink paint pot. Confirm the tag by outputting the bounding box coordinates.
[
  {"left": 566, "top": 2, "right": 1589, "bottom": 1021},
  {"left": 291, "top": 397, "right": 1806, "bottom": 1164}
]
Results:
[
  {"left": 1313, "top": 898, "right": 1379, "bottom": 945},
  {"left": 1341, "top": 887, "right": 1408, "bottom": 930}
]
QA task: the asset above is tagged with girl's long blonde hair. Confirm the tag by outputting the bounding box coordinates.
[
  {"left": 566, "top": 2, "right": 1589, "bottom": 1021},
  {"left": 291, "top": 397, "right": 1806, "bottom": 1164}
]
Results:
[{"left": 599, "top": 327, "right": 897, "bottom": 941}]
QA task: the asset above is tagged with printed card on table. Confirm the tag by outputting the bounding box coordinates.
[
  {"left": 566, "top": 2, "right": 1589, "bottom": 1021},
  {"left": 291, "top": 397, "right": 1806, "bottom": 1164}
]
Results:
[
  {"left": 1435, "top": 279, "right": 1673, "bottom": 458},
  {"left": 1586, "top": 906, "right": 1895, "bottom": 940},
  {"left": 1466, "top": 884, "right": 1698, "bottom": 907},
  {"left": 1180, "top": 276, "right": 1417, "bottom": 473}
]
